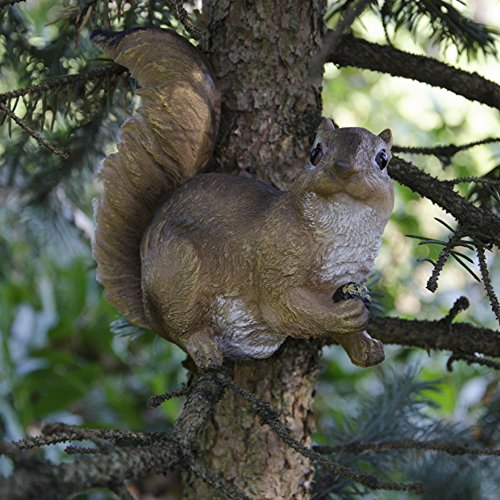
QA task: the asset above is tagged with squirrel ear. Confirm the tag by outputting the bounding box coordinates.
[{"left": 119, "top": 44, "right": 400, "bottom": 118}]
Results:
[
  {"left": 378, "top": 129, "right": 393, "bottom": 150},
  {"left": 319, "top": 118, "right": 337, "bottom": 134}
]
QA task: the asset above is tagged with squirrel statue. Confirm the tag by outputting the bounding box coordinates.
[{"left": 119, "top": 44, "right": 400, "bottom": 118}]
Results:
[{"left": 92, "top": 28, "right": 394, "bottom": 370}]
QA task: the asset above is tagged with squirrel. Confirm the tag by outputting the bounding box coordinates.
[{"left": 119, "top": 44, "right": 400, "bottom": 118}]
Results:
[{"left": 91, "top": 28, "right": 394, "bottom": 370}]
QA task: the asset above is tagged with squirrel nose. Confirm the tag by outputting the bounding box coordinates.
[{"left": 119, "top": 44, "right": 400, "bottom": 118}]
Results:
[{"left": 333, "top": 159, "right": 351, "bottom": 170}]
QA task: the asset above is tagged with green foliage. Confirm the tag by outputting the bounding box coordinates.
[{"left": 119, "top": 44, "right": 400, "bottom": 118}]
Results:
[
  {"left": 0, "top": 0, "right": 196, "bottom": 221},
  {"left": 467, "top": 165, "right": 500, "bottom": 214},
  {"left": 0, "top": 241, "right": 186, "bottom": 440},
  {"left": 327, "top": 0, "right": 498, "bottom": 58},
  {"left": 312, "top": 369, "right": 500, "bottom": 499}
]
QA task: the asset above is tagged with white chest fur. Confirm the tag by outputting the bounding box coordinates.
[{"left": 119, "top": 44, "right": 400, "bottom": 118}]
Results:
[
  {"left": 302, "top": 193, "right": 388, "bottom": 284},
  {"left": 212, "top": 296, "right": 285, "bottom": 358}
]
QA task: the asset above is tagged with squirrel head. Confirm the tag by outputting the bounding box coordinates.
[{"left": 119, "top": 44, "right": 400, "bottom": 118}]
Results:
[{"left": 294, "top": 119, "right": 394, "bottom": 218}]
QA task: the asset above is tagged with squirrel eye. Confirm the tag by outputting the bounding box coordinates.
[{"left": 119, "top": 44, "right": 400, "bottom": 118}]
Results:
[
  {"left": 310, "top": 143, "right": 323, "bottom": 166},
  {"left": 376, "top": 149, "right": 388, "bottom": 170}
]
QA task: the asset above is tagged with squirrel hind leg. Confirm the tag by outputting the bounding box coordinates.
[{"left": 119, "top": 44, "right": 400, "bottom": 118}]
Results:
[
  {"left": 141, "top": 236, "right": 224, "bottom": 369},
  {"left": 182, "top": 328, "right": 224, "bottom": 370},
  {"left": 141, "top": 236, "right": 203, "bottom": 331}
]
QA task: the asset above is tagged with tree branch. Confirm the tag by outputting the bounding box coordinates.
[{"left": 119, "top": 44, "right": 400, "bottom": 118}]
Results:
[
  {"left": 365, "top": 316, "right": 500, "bottom": 358},
  {"left": 311, "top": 0, "right": 372, "bottom": 78},
  {"left": 0, "top": 372, "right": 224, "bottom": 499},
  {"left": 477, "top": 246, "right": 500, "bottom": 324},
  {"left": 0, "top": 101, "right": 70, "bottom": 159},
  {"left": 0, "top": 66, "right": 125, "bottom": 103},
  {"left": 329, "top": 34, "right": 500, "bottom": 110},
  {"left": 314, "top": 439, "right": 500, "bottom": 457},
  {"left": 388, "top": 157, "right": 500, "bottom": 247},
  {"left": 393, "top": 137, "right": 500, "bottom": 158}
]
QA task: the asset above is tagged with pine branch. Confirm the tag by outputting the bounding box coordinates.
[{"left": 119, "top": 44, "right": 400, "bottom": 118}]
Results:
[
  {"left": 329, "top": 34, "right": 500, "bottom": 110},
  {"left": 0, "top": 65, "right": 125, "bottom": 103},
  {"left": 363, "top": 316, "right": 500, "bottom": 358},
  {"left": 442, "top": 177, "right": 500, "bottom": 187},
  {"left": 477, "top": 246, "right": 500, "bottom": 324},
  {"left": 425, "top": 228, "right": 465, "bottom": 292},
  {"left": 447, "top": 353, "right": 500, "bottom": 371},
  {"left": 393, "top": 137, "right": 500, "bottom": 168},
  {"left": 187, "top": 455, "right": 250, "bottom": 500},
  {"left": 388, "top": 157, "right": 500, "bottom": 248},
  {"left": 15, "top": 423, "right": 162, "bottom": 450},
  {"left": 314, "top": 439, "right": 500, "bottom": 457},
  {"left": 311, "top": 0, "right": 372, "bottom": 78},
  {"left": 217, "top": 373, "right": 424, "bottom": 494},
  {"left": 147, "top": 388, "right": 189, "bottom": 408},
  {"left": 1, "top": 373, "right": 225, "bottom": 498},
  {"left": 166, "top": 0, "right": 200, "bottom": 39},
  {"left": 0, "top": 101, "right": 70, "bottom": 159},
  {"left": 328, "top": 0, "right": 498, "bottom": 58},
  {"left": 383, "top": 0, "right": 498, "bottom": 58},
  {"left": 467, "top": 165, "right": 500, "bottom": 213}
]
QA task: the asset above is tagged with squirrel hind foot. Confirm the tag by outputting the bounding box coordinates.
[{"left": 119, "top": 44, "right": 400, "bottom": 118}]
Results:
[{"left": 182, "top": 329, "right": 224, "bottom": 370}]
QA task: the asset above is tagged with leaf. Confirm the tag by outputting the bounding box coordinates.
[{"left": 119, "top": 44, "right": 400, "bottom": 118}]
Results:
[
  {"left": 449, "top": 250, "right": 474, "bottom": 264},
  {"left": 450, "top": 254, "right": 481, "bottom": 282},
  {"left": 434, "top": 217, "right": 455, "bottom": 232},
  {"left": 417, "top": 257, "right": 436, "bottom": 266},
  {"left": 418, "top": 239, "right": 449, "bottom": 247}
]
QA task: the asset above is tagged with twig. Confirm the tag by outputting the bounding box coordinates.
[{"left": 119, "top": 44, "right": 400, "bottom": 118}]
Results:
[
  {"left": 393, "top": 137, "right": 500, "bottom": 168},
  {"left": 329, "top": 34, "right": 500, "bottom": 110},
  {"left": 166, "top": 0, "right": 200, "bottom": 39},
  {"left": 426, "top": 230, "right": 464, "bottom": 292},
  {"left": 447, "top": 353, "right": 500, "bottom": 372},
  {"left": 477, "top": 246, "right": 500, "bottom": 324},
  {"left": 444, "top": 296, "right": 470, "bottom": 322},
  {"left": 217, "top": 373, "right": 423, "bottom": 494},
  {"left": 311, "top": 0, "right": 372, "bottom": 78},
  {"left": 147, "top": 388, "right": 189, "bottom": 408},
  {"left": 314, "top": 439, "right": 500, "bottom": 457},
  {"left": 0, "top": 101, "right": 70, "bottom": 159},
  {"left": 187, "top": 455, "right": 250, "bottom": 500},
  {"left": 65, "top": 446, "right": 99, "bottom": 455},
  {"left": 170, "top": 372, "right": 225, "bottom": 449},
  {"left": 441, "top": 177, "right": 500, "bottom": 186},
  {"left": 41, "top": 423, "right": 162, "bottom": 447},
  {"left": 389, "top": 157, "right": 500, "bottom": 248},
  {"left": 0, "top": 66, "right": 125, "bottom": 103},
  {"left": 360, "top": 316, "right": 500, "bottom": 358}
]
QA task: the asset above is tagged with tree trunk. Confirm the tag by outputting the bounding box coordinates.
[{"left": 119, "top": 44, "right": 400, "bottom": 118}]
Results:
[
  {"left": 183, "top": 1, "right": 326, "bottom": 497},
  {"left": 201, "top": 0, "right": 326, "bottom": 188}
]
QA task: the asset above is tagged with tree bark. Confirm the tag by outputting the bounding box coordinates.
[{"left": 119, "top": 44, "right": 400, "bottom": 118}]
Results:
[
  {"left": 184, "top": 342, "right": 321, "bottom": 498},
  {"left": 201, "top": 0, "right": 326, "bottom": 188},
  {"left": 183, "top": 1, "right": 326, "bottom": 497}
]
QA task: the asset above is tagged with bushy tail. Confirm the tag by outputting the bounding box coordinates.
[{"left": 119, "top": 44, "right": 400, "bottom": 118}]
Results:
[{"left": 92, "top": 28, "right": 220, "bottom": 326}]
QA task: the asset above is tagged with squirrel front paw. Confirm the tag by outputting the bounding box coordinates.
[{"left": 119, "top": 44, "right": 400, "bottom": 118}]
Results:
[
  {"left": 335, "top": 331, "right": 385, "bottom": 367},
  {"left": 330, "top": 297, "right": 369, "bottom": 334}
]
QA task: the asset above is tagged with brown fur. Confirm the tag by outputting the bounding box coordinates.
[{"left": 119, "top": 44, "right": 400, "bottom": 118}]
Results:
[
  {"left": 92, "top": 29, "right": 394, "bottom": 369},
  {"left": 92, "top": 28, "right": 220, "bottom": 326}
]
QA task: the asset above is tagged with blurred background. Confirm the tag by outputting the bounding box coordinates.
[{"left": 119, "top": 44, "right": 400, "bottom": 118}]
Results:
[{"left": 0, "top": 1, "right": 499, "bottom": 498}]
